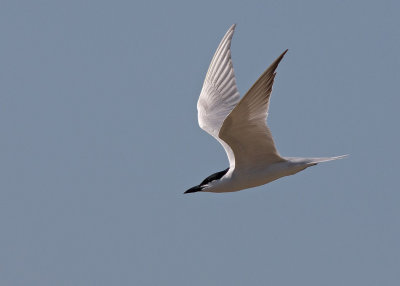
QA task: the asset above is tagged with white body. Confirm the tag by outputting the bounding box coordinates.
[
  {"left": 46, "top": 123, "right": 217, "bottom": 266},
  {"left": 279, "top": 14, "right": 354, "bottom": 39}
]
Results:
[
  {"left": 188, "top": 25, "right": 346, "bottom": 194},
  {"left": 204, "top": 156, "right": 345, "bottom": 193}
]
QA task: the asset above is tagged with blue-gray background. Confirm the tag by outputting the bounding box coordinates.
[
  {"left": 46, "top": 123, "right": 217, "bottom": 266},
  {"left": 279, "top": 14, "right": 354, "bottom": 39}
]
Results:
[{"left": 1, "top": 0, "right": 399, "bottom": 285}]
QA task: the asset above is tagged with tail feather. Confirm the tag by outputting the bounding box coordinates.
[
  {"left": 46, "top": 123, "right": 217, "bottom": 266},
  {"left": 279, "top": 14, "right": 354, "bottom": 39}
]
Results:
[
  {"left": 306, "top": 155, "right": 348, "bottom": 164},
  {"left": 286, "top": 155, "right": 348, "bottom": 166}
]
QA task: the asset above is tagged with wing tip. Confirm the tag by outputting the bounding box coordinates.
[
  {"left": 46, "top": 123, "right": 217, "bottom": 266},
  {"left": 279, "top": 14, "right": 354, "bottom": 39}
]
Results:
[
  {"left": 277, "top": 49, "right": 289, "bottom": 62},
  {"left": 215, "top": 24, "right": 236, "bottom": 52},
  {"left": 225, "top": 24, "right": 236, "bottom": 40},
  {"left": 268, "top": 49, "right": 289, "bottom": 73},
  {"left": 223, "top": 24, "right": 237, "bottom": 41}
]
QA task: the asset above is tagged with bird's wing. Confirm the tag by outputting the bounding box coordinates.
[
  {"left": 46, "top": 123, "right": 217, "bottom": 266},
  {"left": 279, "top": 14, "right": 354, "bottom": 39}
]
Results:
[
  {"left": 219, "top": 50, "right": 288, "bottom": 171},
  {"left": 197, "top": 24, "right": 240, "bottom": 167}
]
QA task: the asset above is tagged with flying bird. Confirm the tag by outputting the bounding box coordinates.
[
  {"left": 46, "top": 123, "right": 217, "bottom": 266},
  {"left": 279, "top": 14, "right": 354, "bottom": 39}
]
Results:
[{"left": 185, "top": 24, "right": 346, "bottom": 194}]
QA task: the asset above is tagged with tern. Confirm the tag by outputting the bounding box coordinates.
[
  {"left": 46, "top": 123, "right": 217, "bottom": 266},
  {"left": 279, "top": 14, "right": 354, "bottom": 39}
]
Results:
[{"left": 185, "top": 24, "right": 346, "bottom": 194}]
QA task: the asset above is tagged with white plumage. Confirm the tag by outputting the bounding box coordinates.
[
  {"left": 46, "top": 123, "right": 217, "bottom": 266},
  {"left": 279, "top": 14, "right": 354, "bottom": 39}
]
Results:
[{"left": 185, "top": 24, "right": 346, "bottom": 194}]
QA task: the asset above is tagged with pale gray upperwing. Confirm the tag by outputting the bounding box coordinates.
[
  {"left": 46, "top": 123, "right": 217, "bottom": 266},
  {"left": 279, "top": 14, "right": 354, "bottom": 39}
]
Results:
[{"left": 219, "top": 50, "right": 288, "bottom": 171}]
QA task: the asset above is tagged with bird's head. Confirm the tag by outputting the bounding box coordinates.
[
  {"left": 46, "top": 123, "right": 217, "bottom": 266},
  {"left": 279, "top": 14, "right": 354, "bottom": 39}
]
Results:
[{"left": 184, "top": 168, "right": 229, "bottom": 194}]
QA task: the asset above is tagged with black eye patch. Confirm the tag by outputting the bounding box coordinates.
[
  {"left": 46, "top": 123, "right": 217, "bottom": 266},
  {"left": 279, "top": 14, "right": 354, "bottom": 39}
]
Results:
[{"left": 200, "top": 168, "right": 229, "bottom": 186}]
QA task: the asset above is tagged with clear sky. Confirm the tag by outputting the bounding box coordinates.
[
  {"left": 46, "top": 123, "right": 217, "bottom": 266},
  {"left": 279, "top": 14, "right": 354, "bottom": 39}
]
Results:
[{"left": 1, "top": 0, "right": 399, "bottom": 285}]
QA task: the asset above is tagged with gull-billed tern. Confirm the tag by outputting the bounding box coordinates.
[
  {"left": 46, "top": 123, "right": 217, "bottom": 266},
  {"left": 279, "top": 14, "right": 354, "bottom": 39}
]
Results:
[{"left": 185, "top": 24, "right": 346, "bottom": 194}]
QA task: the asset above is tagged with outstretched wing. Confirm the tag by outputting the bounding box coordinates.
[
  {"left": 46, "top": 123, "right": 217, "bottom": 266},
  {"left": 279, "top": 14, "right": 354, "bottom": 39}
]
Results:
[
  {"left": 197, "top": 24, "right": 240, "bottom": 168},
  {"left": 219, "top": 50, "right": 288, "bottom": 171}
]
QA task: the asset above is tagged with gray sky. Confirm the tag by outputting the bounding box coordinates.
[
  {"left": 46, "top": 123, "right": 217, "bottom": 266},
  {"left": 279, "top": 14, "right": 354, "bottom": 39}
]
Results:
[{"left": 1, "top": 0, "right": 399, "bottom": 285}]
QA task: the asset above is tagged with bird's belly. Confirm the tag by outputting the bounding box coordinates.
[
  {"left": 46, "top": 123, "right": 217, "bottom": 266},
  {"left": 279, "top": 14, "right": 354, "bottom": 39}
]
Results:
[
  {"left": 238, "top": 170, "right": 286, "bottom": 189},
  {"left": 216, "top": 163, "right": 306, "bottom": 193}
]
